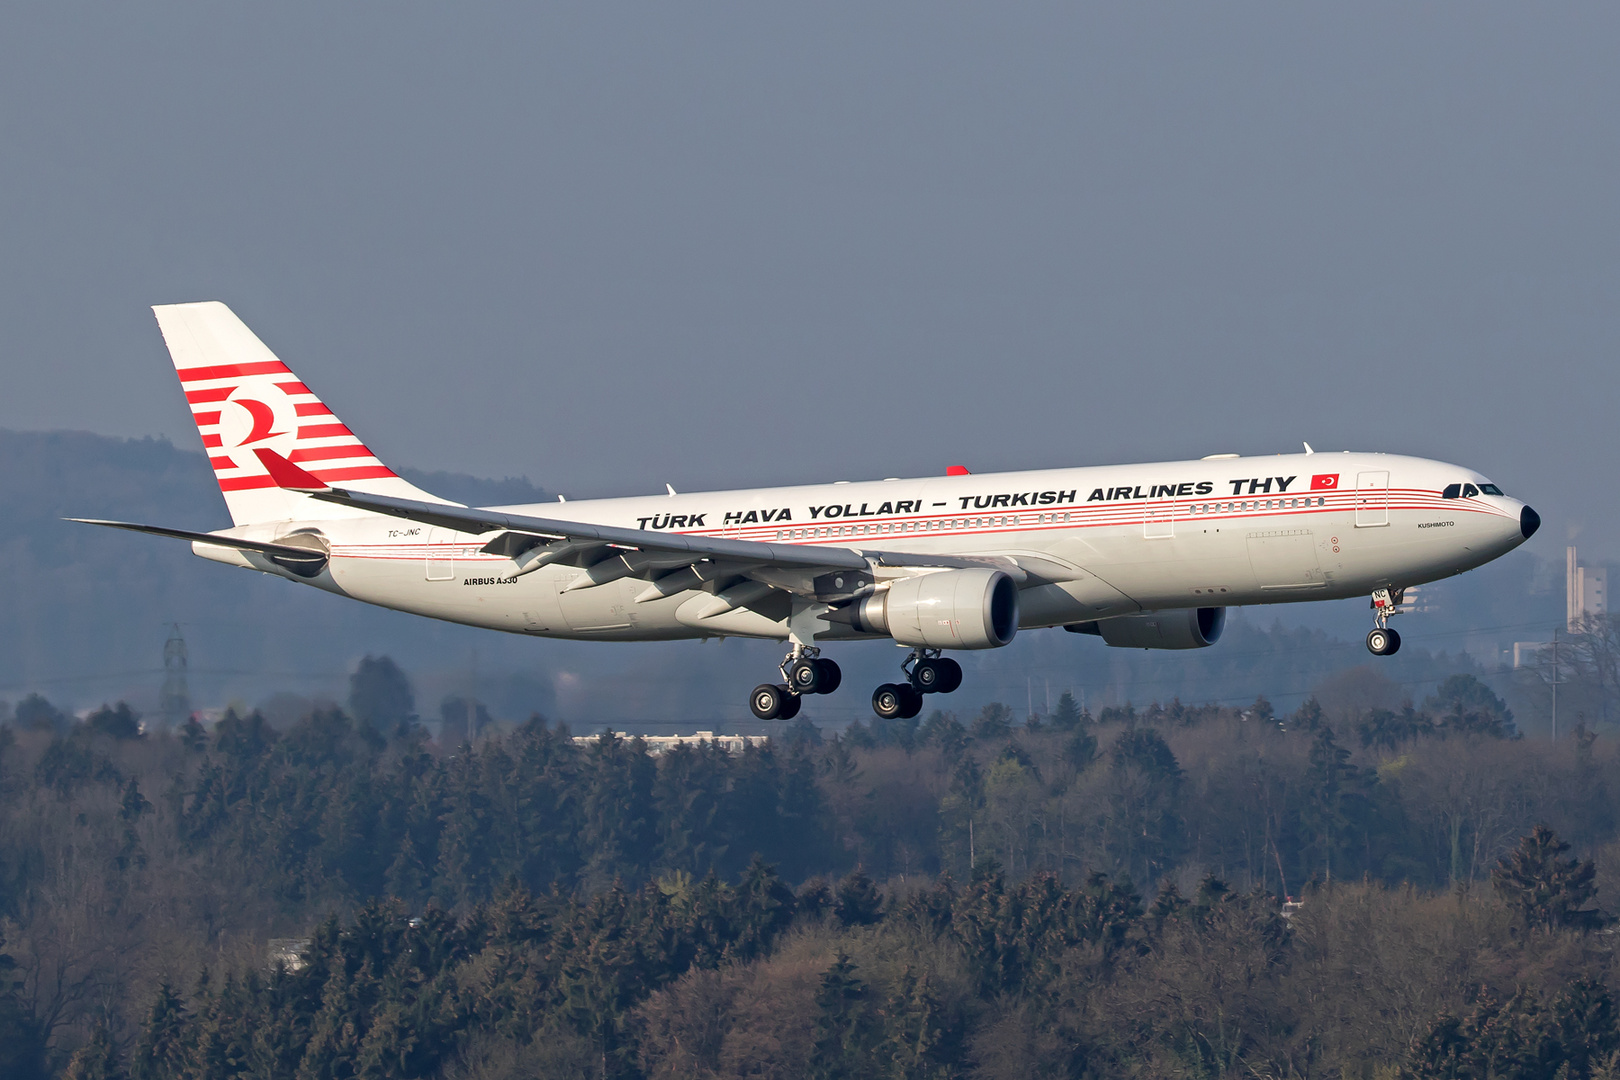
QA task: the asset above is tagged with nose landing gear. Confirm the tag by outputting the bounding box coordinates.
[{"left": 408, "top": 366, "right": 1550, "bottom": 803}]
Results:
[
  {"left": 1366, "top": 588, "right": 1403, "bottom": 656},
  {"left": 750, "top": 645, "right": 842, "bottom": 720}
]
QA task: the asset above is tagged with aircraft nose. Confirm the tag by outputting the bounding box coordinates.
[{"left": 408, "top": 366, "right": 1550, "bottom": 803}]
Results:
[{"left": 1520, "top": 505, "right": 1541, "bottom": 540}]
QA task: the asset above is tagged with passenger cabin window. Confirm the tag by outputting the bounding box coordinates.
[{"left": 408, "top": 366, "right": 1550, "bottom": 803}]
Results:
[{"left": 1442, "top": 484, "right": 1462, "bottom": 499}]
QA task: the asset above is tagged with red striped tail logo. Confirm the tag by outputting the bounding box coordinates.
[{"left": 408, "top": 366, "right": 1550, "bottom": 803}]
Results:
[
  {"left": 178, "top": 358, "right": 396, "bottom": 493},
  {"left": 153, "top": 302, "right": 437, "bottom": 525}
]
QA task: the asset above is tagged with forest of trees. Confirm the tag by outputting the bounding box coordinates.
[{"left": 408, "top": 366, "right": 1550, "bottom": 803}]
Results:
[{"left": 4, "top": 657, "right": 1620, "bottom": 1078}]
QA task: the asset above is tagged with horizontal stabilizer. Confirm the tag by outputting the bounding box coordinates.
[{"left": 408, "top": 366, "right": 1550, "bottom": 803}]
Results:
[{"left": 67, "top": 518, "right": 329, "bottom": 567}]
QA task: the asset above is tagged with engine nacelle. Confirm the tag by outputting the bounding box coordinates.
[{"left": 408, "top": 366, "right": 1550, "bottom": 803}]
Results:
[
  {"left": 841, "top": 568, "right": 1019, "bottom": 649},
  {"left": 1067, "top": 607, "right": 1226, "bottom": 650}
]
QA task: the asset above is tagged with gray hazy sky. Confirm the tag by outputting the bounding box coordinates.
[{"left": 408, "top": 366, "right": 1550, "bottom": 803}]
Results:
[{"left": 3, "top": 4, "right": 1616, "bottom": 556}]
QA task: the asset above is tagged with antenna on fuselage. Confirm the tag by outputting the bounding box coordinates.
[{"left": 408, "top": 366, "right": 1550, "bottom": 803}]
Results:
[{"left": 1303, "top": 442, "right": 1315, "bottom": 455}]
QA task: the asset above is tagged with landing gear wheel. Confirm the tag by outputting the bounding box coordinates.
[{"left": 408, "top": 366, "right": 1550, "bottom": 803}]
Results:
[
  {"left": 911, "top": 659, "right": 943, "bottom": 694},
  {"left": 777, "top": 693, "right": 802, "bottom": 720},
  {"left": 873, "top": 683, "right": 923, "bottom": 720},
  {"left": 873, "top": 684, "right": 906, "bottom": 720},
  {"left": 935, "top": 658, "right": 963, "bottom": 694},
  {"left": 814, "top": 658, "right": 842, "bottom": 695},
  {"left": 787, "top": 658, "right": 822, "bottom": 695},
  {"left": 1366, "top": 628, "right": 1401, "bottom": 656},
  {"left": 750, "top": 683, "right": 792, "bottom": 720}
]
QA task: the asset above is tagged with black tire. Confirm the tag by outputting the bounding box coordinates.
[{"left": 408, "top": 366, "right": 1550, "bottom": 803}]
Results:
[
  {"left": 814, "top": 658, "right": 842, "bottom": 695},
  {"left": 787, "top": 658, "right": 822, "bottom": 695},
  {"left": 750, "top": 683, "right": 787, "bottom": 720},
  {"left": 872, "top": 683, "right": 906, "bottom": 720},
  {"left": 1384, "top": 628, "right": 1401, "bottom": 655},
  {"left": 777, "top": 693, "right": 802, "bottom": 720},
  {"left": 897, "top": 685, "right": 924, "bottom": 720},
  {"left": 911, "top": 659, "right": 941, "bottom": 694},
  {"left": 1366, "top": 628, "right": 1391, "bottom": 656},
  {"left": 937, "top": 658, "right": 963, "bottom": 694}
]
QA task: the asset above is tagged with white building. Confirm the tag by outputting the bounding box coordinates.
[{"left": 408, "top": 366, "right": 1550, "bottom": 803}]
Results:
[
  {"left": 1568, "top": 546, "right": 1607, "bottom": 632},
  {"left": 572, "top": 731, "right": 771, "bottom": 755}
]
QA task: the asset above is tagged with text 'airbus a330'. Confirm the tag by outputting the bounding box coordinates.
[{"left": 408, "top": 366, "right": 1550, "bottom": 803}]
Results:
[{"left": 78, "top": 303, "right": 1540, "bottom": 720}]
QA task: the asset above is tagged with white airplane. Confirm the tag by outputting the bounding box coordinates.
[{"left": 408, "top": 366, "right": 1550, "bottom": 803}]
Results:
[{"left": 78, "top": 302, "right": 1540, "bottom": 721}]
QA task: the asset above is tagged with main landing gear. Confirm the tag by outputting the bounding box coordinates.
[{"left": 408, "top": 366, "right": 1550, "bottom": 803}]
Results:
[
  {"left": 872, "top": 649, "right": 963, "bottom": 720},
  {"left": 1366, "top": 587, "right": 1403, "bottom": 656},
  {"left": 749, "top": 645, "right": 842, "bottom": 720}
]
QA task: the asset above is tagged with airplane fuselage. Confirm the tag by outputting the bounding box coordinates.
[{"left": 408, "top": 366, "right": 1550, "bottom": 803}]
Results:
[{"left": 198, "top": 450, "right": 1534, "bottom": 644}]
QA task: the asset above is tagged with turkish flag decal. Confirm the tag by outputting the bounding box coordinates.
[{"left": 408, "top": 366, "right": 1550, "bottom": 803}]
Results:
[{"left": 1310, "top": 474, "right": 1340, "bottom": 490}]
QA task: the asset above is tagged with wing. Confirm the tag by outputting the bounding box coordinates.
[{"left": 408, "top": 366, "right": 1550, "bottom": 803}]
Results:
[{"left": 252, "top": 450, "right": 1060, "bottom": 616}]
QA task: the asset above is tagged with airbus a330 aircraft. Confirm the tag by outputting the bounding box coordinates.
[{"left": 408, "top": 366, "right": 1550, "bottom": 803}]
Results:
[{"left": 79, "top": 303, "right": 1540, "bottom": 720}]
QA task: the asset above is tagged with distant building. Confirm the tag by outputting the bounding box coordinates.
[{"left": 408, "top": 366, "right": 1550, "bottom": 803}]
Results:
[
  {"left": 1567, "top": 546, "right": 1607, "bottom": 631},
  {"left": 573, "top": 731, "right": 770, "bottom": 755},
  {"left": 1514, "top": 642, "right": 1549, "bottom": 669}
]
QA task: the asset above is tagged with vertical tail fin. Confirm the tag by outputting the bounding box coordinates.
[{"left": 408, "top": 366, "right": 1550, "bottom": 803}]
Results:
[{"left": 154, "top": 302, "right": 446, "bottom": 525}]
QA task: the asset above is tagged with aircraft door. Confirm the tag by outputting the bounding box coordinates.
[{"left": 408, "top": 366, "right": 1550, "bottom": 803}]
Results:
[
  {"left": 426, "top": 527, "right": 455, "bottom": 580},
  {"left": 1355, "top": 471, "right": 1390, "bottom": 527},
  {"left": 1144, "top": 499, "right": 1175, "bottom": 538}
]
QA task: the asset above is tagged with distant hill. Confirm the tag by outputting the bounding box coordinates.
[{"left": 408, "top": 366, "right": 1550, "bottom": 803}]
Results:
[
  {"left": 0, "top": 429, "right": 558, "bottom": 720},
  {"left": 0, "top": 429, "right": 1547, "bottom": 732}
]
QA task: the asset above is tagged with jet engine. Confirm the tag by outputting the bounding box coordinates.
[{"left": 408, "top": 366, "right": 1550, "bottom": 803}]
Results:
[
  {"left": 838, "top": 568, "right": 1019, "bottom": 649},
  {"left": 1066, "top": 607, "right": 1225, "bottom": 650}
]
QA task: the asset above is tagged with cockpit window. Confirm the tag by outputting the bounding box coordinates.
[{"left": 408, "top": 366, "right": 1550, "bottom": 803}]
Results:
[
  {"left": 1479, "top": 483, "right": 1503, "bottom": 496},
  {"left": 1462, "top": 483, "right": 1479, "bottom": 498},
  {"left": 1442, "top": 484, "right": 1462, "bottom": 499}
]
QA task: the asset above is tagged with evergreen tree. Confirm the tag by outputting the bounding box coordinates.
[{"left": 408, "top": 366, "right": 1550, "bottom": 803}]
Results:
[
  {"left": 131, "top": 981, "right": 188, "bottom": 1080},
  {"left": 810, "top": 952, "right": 878, "bottom": 1080},
  {"left": 733, "top": 855, "right": 797, "bottom": 959},
  {"left": 578, "top": 732, "right": 657, "bottom": 889},
  {"left": 971, "top": 703, "right": 1013, "bottom": 741},
  {"left": 1426, "top": 673, "right": 1516, "bottom": 738},
  {"left": 1301, "top": 726, "right": 1363, "bottom": 881},
  {"left": 1104, "top": 728, "right": 1184, "bottom": 883},
  {"left": 1062, "top": 727, "right": 1098, "bottom": 770},
  {"left": 0, "top": 929, "right": 46, "bottom": 1080},
  {"left": 880, "top": 966, "right": 954, "bottom": 1080},
  {"left": 347, "top": 655, "right": 416, "bottom": 731},
  {"left": 13, "top": 692, "right": 66, "bottom": 733},
  {"left": 835, "top": 866, "right": 885, "bottom": 927},
  {"left": 62, "top": 1022, "right": 125, "bottom": 1080},
  {"left": 920, "top": 711, "right": 968, "bottom": 761},
  {"left": 652, "top": 742, "right": 729, "bottom": 876},
  {"left": 1050, "top": 690, "right": 1083, "bottom": 731},
  {"left": 1288, "top": 696, "right": 1326, "bottom": 731},
  {"left": 1492, "top": 824, "right": 1609, "bottom": 931},
  {"left": 86, "top": 701, "right": 142, "bottom": 740},
  {"left": 435, "top": 745, "right": 493, "bottom": 905}
]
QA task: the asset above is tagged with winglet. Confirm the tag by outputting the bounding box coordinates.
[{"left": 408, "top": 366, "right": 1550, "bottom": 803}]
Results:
[
  {"left": 946, "top": 465, "right": 971, "bottom": 476},
  {"left": 253, "top": 448, "right": 332, "bottom": 492}
]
